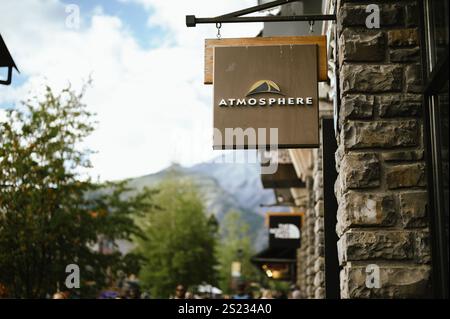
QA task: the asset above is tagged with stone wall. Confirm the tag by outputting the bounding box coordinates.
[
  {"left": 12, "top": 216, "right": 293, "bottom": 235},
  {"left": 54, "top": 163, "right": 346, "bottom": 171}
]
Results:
[
  {"left": 296, "top": 229, "right": 308, "bottom": 297},
  {"left": 294, "top": 113, "right": 330, "bottom": 299},
  {"left": 294, "top": 172, "right": 317, "bottom": 298},
  {"left": 335, "top": 0, "right": 432, "bottom": 298},
  {"left": 312, "top": 146, "right": 325, "bottom": 299}
]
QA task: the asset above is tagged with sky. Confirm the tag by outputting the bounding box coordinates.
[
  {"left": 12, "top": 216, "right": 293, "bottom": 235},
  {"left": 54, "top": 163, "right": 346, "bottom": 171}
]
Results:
[{"left": 0, "top": 0, "right": 262, "bottom": 181}]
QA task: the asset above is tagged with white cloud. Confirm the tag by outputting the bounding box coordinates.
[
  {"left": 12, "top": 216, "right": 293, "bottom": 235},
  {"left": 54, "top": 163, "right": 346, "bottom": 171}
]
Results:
[
  {"left": 0, "top": 0, "right": 262, "bottom": 181},
  {"left": 120, "top": 0, "right": 262, "bottom": 43}
]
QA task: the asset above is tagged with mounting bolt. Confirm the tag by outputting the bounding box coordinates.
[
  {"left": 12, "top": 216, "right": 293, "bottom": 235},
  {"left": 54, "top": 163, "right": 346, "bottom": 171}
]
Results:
[{"left": 186, "top": 15, "right": 196, "bottom": 27}]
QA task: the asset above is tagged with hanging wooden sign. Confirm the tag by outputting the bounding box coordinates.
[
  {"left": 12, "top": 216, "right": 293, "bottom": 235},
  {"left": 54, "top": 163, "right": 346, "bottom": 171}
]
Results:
[
  {"left": 213, "top": 44, "right": 319, "bottom": 149},
  {"left": 205, "top": 35, "right": 327, "bottom": 84}
]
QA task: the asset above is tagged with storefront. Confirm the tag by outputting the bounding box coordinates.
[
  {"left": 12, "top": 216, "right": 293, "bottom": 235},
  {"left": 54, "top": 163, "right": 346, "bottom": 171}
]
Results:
[
  {"left": 262, "top": 1, "right": 448, "bottom": 298},
  {"left": 260, "top": 0, "right": 449, "bottom": 299},
  {"left": 189, "top": 0, "right": 448, "bottom": 298}
]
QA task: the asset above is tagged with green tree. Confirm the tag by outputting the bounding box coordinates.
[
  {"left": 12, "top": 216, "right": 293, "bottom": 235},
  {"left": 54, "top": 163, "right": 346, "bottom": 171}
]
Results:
[
  {"left": 0, "top": 86, "right": 153, "bottom": 298},
  {"left": 217, "top": 210, "right": 259, "bottom": 295},
  {"left": 135, "top": 177, "right": 218, "bottom": 298}
]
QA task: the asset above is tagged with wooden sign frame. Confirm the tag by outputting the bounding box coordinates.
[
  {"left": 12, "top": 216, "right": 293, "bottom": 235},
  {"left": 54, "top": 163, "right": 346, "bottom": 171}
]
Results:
[
  {"left": 205, "top": 35, "right": 327, "bottom": 84},
  {"left": 265, "top": 212, "right": 304, "bottom": 228},
  {"left": 266, "top": 212, "right": 304, "bottom": 249}
]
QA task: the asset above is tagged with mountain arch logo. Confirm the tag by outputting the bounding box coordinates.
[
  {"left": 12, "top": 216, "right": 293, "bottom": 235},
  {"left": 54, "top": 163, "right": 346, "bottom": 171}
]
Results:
[
  {"left": 246, "top": 80, "right": 284, "bottom": 97},
  {"left": 269, "top": 223, "right": 301, "bottom": 240}
]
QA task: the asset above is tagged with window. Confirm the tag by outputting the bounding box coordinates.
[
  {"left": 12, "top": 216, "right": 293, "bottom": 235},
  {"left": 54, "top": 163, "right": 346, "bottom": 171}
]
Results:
[{"left": 422, "top": 0, "right": 449, "bottom": 299}]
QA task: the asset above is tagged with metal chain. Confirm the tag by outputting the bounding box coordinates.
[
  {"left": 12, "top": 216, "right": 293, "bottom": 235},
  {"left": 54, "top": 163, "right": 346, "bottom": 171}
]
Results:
[{"left": 216, "top": 22, "right": 222, "bottom": 39}]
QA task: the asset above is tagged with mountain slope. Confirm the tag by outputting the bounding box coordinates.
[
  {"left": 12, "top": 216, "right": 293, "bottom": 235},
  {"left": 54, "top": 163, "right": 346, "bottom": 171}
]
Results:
[
  {"left": 189, "top": 161, "right": 275, "bottom": 216},
  {"left": 124, "top": 159, "right": 281, "bottom": 250}
]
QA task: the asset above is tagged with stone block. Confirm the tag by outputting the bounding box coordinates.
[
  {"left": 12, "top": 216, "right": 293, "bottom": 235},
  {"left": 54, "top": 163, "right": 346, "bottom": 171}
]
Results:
[
  {"left": 314, "top": 171, "right": 323, "bottom": 189},
  {"left": 413, "top": 230, "right": 431, "bottom": 264},
  {"left": 314, "top": 217, "right": 324, "bottom": 233},
  {"left": 344, "top": 120, "right": 419, "bottom": 149},
  {"left": 314, "top": 287, "right": 325, "bottom": 299},
  {"left": 340, "top": 263, "right": 431, "bottom": 298},
  {"left": 405, "top": 64, "right": 422, "bottom": 93},
  {"left": 314, "top": 271, "right": 325, "bottom": 287},
  {"left": 378, "top": 94, "right": 422, "bottom": 117},
  {"left": 405, "top": 3, "right": 419, "bottom": 27},
  {"left": 339, "top": 29, "right": 386, "bottom": 63},
  {"left": 388, "top": 29, "right": 419, "bottom": 47},
  {"left": 382, "top": 150, "right": 424, "bottom": 162},
  {"left": 337, "top": 229, "right": 430, "bottom": 264},
  {"left": 315, "top": 200, "right": 324, "bottom": 218},
  {"left": 315, "top": 244, "right": 325, "bottom": 257},
  {"left": 340, "top": 153, "right": 380, "bottom": 190},
  {"left": 339, "top": 3, "right": 404, "bottom": 27},
  {"left": 336, "top": 192, "right": 396, "bottom": 236},
  {"left": 386, "top": 163, "right": 426, "bottom": 189},
  {"left": 390, "top": 47, "right": 420, "bottom": 62},
  {"left": 341, "top": 95, "right": 374, "bottom": 119},
  {"left": 399, "top": 191, "right": 428, "bottom": 228},
  {"left": 306, "top": 286, "right": 315, "bottom": 298},
  {"left": 341, "top": 64, "right": 403, "bottom": 93},
  {"left": 315, "top": 231, "right": 324, "bottom": 247},
  {"left": 314, "top": 257, "right": 325, "bottom": 273}
]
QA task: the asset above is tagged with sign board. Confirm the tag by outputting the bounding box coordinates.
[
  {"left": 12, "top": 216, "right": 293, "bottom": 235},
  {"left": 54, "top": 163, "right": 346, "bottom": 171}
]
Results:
[
  {"left": 231, "top": 262, "right": 241, "bottom": 278},
  {"left": 204, "top": 36, "right": 327, "bottom": 84},
  {"left": 267, "top": 213, "right": 303, "bottom": 249},
  {"left": 213, "top": 44, "right": 319, "bottom": 149}
]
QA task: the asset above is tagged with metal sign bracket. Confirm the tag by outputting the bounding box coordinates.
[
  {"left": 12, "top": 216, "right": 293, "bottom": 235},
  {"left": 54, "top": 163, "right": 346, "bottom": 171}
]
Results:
[{"left": 186, "top": 0, "right": 336, "bottom": 27}]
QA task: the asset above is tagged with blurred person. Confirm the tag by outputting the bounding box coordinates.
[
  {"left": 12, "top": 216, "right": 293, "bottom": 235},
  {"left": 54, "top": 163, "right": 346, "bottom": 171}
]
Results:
[
  {"left": 98, "top": 290, "right": 120, "bottom": 299},
  {"left": 273, "top": 290, "right": 287, "bottom": 299},
  {"left": 140, "top": 291, "right": 151, "bottom": 299},
  {"left": 0, "top": 283, "right": 9, "bottom": 299},
  {"left": 123, "top": 280, "right": 141, "bottom": 299},
  {"left": 289, "top": 284, "right": 301, "bottom": 299},
  {"left": 252, "top": 290, "right": 262, "bottom": 299},
  {"left": 52, "top": 291, "right": 68, "bottom": 299},
  {"left": 173, "top": 284, "right": 187, "bottom": 299},
  {"left": 232, "top": 282, "right": 251, "bottom": 299},
  {"left": 260, "top": 289, "right": 273, "bottom": 299},
  {"left": 128, "top": 288, "right": 141, "bottom": 299}
]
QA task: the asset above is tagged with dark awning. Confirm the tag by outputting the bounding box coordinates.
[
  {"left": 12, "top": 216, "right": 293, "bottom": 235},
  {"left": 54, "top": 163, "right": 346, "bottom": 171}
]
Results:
[
  {"left": 251, "top": 246, "right": 296, "bottom": 264},
  {"left": 251, "top": 246, "right": 297, "bottom": 281},
  {"left": 261, "top": 164, "right": 305, "bottom": 189}
]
